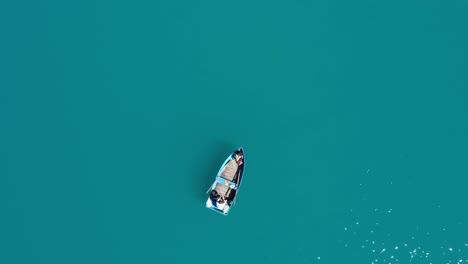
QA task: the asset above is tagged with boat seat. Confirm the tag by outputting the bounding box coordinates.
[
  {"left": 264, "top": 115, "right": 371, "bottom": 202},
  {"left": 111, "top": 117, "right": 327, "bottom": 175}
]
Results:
[{"left": 216, "top": 177, "right": 237, "bottom": 189}]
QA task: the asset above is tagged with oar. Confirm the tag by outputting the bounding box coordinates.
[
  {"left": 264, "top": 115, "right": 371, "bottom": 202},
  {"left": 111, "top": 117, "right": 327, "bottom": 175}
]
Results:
[{"left": 206, "top": 184, "right": 213, "bottom": 194}]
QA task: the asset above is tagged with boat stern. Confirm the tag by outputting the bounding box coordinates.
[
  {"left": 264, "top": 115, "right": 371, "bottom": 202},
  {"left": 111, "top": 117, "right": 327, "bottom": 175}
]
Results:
[{"left": 206, "top": 198, "right": 230, "bottom": 215}]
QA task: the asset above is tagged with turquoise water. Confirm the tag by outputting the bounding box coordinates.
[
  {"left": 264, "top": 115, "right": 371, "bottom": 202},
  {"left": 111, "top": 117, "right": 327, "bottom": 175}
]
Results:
[{"left": 2, "top": 1, "right": 468, "bottom": 263}]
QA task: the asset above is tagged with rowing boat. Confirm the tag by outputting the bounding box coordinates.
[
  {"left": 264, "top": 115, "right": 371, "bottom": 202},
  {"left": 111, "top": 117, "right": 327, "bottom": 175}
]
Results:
[{"left": 205, "top": 148, "right": 245, "bottom": 215}]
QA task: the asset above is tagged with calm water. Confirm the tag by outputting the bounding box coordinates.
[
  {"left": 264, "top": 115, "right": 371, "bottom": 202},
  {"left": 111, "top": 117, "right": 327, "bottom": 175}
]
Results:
[{"left": 2, "top": 1, "right": 468, "bottom": 263}]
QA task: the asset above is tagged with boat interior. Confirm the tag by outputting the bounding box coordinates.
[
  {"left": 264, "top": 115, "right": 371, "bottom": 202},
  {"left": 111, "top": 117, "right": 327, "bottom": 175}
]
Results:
[{"left": 209, "top": 151, "right": 244, "bottom": 209}]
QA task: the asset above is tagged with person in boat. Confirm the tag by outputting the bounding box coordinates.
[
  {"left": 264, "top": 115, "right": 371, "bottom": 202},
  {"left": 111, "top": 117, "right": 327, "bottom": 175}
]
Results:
[
  {"left": 216, "top": 197, "right": 226, "bottom": 210},
  {"left": 207, "top": 190, "right": 219, "bottom": 207},
  {"left": 211, "top": 190, "right": 219, "bottom": 199},
  {"left": 233, "top": 150, "right": 243, "bottom": 165}
]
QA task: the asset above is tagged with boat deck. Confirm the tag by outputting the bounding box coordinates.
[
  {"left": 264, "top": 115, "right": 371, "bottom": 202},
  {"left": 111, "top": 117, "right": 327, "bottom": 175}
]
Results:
[
  {"left": 220, "top": 159, "right": 238, "bottom": 181},
  {"left": 214, "top": 159, "right": 239, "bottom": 198},
  {"left": 214, "top": 183, "right": 229, "bottom": 198}
]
